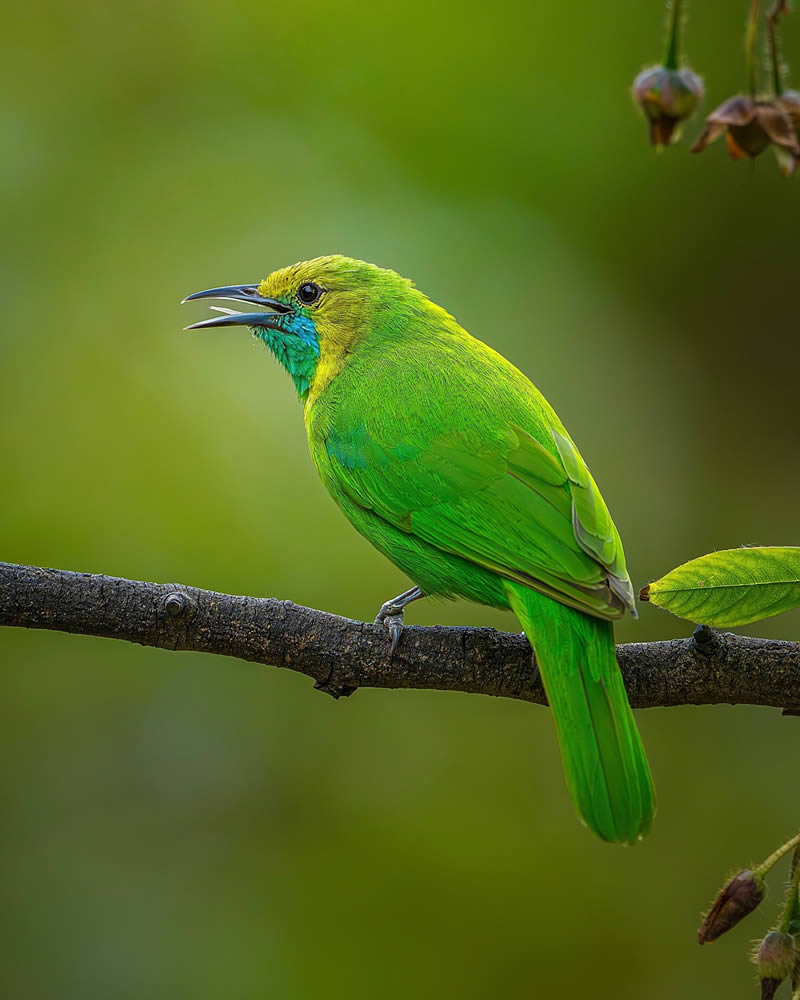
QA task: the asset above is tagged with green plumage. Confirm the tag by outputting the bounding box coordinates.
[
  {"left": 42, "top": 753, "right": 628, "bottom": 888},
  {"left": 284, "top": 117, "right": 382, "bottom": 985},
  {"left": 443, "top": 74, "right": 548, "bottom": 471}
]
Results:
[
  {"left": 188, "top": 255, "right": 656, "bottom": 843},
  {"left": 506, "top": 587, "right": 653, "bottom": 843}
]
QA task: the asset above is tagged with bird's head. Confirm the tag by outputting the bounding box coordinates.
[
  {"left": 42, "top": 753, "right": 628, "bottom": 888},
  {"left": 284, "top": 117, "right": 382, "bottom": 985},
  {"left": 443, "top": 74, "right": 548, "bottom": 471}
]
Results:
[{"left": 183, "top": 255, "right": 420, "bottom": 403}]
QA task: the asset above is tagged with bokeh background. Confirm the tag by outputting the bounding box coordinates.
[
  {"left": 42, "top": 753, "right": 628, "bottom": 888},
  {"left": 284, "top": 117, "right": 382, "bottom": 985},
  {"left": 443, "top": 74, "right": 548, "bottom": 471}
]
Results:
[{"left": 1, "top": 0, "right": 799, "bottom": 996}]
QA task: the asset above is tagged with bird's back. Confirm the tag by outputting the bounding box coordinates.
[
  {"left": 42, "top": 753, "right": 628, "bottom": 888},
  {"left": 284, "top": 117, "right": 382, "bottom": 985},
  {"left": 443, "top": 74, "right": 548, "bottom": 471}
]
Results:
[
  {"left": 305, "top": 301, "right": 634, "bottom": 620},
  {"left": 308, "top": 312, "right": 564, "bottom": 467}
]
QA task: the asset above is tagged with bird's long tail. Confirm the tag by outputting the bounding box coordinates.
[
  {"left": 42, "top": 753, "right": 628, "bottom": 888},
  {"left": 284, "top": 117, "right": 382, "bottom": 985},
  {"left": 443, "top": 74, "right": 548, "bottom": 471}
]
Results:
[{"left": 506, "top": 583, "right": 655, "bottom": 844}]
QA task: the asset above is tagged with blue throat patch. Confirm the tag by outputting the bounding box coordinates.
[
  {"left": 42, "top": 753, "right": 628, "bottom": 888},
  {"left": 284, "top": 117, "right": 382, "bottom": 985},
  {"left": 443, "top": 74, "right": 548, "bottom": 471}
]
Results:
[{"left": 252, "top": 312, "right": 320, "bottom": 399}]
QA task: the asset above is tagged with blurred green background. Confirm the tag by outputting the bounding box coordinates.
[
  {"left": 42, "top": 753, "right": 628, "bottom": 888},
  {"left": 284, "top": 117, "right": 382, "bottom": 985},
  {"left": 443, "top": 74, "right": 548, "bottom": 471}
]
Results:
[{"left": 1, "top": 0, "right": 798, "bottom": 996}]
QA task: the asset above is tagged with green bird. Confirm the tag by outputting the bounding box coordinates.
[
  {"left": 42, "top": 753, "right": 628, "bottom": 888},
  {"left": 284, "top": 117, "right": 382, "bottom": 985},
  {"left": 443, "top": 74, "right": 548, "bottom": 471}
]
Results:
[{"left": 183, "top": 255, "right": 655, "bottom": 843}]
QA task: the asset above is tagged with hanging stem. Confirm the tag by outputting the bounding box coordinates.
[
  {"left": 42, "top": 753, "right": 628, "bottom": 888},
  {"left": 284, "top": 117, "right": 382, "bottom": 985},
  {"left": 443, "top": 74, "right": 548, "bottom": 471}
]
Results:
[
  {"left": 746, "top": 0, "right": 762, "bottom": 98},
  {"left": 664, "top": 0, "right": 684, "bottom": 70},
  {"left": 754, "top": 832, "right": 800, "bottom": 880},
  {"left": 766, "top": 0, "right": 790, "bottom": 96}
]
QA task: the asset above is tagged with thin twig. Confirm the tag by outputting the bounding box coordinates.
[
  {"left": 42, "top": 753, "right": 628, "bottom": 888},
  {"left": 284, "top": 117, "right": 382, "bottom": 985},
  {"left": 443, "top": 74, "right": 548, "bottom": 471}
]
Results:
[
  {"left": 664, "top": 0, "right": 684, "bottom": 70},
  {"left": 748, "top": 0, "right": 763, "bottom": 98},
  {"left": 767, "top": 0, "right": 790, "bottom": 95}
]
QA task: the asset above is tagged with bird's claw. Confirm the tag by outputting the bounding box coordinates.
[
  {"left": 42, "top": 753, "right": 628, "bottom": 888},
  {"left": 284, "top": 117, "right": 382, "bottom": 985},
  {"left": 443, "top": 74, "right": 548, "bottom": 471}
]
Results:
[
  {"left": 386, "top": 614, "right": 404, "bottom": 658},
  {"left": 374, "top": 587, "right": 423, "bottom": 660},
  {"left": 375, "top": 604, "right": 407, "bottom": 659}
]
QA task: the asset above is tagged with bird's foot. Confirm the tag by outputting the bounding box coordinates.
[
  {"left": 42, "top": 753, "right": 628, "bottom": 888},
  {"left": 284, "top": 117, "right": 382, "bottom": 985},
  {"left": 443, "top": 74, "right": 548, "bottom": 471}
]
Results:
[
  {"left": 378, "top": 611, "right": 405, "bottom": 659},
  {"left": 374, "top": 586, "right": 424, "bottom": 659}
]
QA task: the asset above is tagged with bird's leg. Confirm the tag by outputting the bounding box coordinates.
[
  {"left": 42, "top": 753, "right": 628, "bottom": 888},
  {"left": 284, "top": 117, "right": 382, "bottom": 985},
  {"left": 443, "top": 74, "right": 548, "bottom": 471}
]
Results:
[{"left": 374, "top": 586, "right": 424, "bottom": 658}]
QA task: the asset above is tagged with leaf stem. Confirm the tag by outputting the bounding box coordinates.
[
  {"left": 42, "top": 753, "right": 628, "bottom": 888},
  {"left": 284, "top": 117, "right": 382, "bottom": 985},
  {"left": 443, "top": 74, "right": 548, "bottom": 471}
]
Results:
[{"left": 664, "top": 0, "right": 684, "bottom": 70}]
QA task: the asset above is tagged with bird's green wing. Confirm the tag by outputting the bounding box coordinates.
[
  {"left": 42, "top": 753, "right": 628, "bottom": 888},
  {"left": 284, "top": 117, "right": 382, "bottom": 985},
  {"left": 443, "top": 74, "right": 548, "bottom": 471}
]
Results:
[{"left": 320, "top": 396, "right": 634, "bottom": 620}]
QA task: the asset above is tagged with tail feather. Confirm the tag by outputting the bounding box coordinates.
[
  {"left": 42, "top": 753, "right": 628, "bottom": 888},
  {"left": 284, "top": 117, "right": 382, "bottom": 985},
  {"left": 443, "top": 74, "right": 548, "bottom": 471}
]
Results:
[{"left": 507, "top": 583, "right": 655, "bottom": 843}]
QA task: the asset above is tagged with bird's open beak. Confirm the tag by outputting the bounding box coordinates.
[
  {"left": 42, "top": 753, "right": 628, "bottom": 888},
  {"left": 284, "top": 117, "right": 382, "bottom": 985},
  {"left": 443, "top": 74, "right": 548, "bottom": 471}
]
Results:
[{"left": 181, "top": 284, "right": 292, "bottom": 330}]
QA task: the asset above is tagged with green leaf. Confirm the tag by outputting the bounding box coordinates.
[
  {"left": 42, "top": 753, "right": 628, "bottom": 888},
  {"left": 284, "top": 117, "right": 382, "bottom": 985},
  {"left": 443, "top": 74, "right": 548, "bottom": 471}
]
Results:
[{"left": 640, "top": 547, "right": 800, "bottom": 627}]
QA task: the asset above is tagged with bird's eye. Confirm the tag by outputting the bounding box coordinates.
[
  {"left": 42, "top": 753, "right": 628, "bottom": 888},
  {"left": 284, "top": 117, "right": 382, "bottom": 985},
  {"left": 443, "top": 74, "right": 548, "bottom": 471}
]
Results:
[{"left": 297, "top": 282, "right": 322, "bottom": 306}]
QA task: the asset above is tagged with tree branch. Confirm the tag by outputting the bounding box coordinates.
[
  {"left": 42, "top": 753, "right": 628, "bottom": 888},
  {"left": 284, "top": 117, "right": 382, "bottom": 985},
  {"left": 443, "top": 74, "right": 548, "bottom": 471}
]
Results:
[{"left": 1, "top": 562, "right": 799, "bottom": 711}]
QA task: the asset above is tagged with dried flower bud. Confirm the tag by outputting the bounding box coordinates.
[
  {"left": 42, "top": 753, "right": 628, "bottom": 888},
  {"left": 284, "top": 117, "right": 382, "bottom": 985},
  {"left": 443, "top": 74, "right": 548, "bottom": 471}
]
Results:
[
  {"left": 691, "top": 95, "right": 800, "bottom": 166},
  {"left": 632, "top": 65, "right": 704, "bottom": 145},
  {"left": 697, "top": 870, "right": 766, "bottom": 944},
  {"left": 756, "top": 931, "right": 796, "bottom": 999}
]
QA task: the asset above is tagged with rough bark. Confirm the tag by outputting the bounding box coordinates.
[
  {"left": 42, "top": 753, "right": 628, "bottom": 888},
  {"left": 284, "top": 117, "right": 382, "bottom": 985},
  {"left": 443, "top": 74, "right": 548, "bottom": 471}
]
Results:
[{"left": 1, "top": 562, "right": 799, "bottom": 711}]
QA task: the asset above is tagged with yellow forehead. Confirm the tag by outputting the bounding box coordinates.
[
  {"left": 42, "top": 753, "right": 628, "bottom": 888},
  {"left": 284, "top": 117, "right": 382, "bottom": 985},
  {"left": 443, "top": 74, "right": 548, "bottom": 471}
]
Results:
[
  {"left": 256, "top": 255, "right": 412, "bottom": 304},
  {"left": 257, "top": 261, "right": 314, "bottom": 302}
]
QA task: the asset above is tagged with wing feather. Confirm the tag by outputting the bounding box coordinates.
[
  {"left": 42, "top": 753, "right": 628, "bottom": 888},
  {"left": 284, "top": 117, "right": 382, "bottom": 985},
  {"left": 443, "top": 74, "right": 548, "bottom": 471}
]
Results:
[
  {"left": 325, "top": 417, "right": 633, "bottom": 620},
  {"left": 312, "top": 332, "right": 635, "bottom": 620}
]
